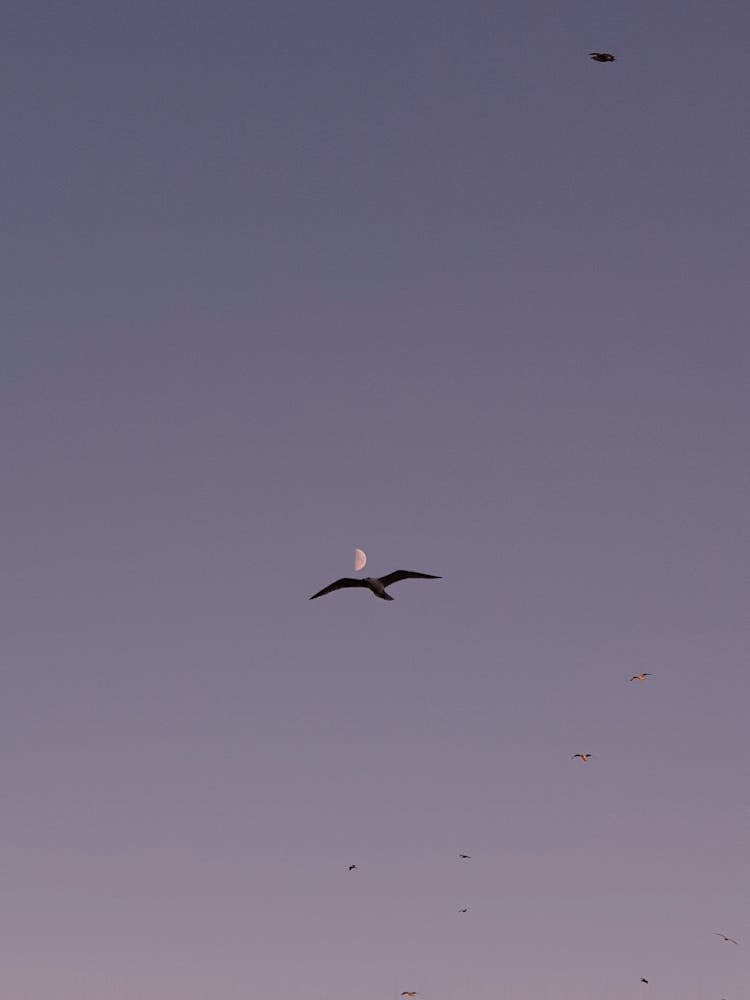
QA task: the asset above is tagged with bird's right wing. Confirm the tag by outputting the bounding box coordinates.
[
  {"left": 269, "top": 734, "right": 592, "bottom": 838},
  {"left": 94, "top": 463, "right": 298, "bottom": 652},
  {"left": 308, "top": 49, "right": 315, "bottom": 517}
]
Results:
[
  {"left": 308, "top": 578, "right": 368, "bottom": 600},
  {"left": 378, "top": 570, "right": 441, "bottom": 587}
]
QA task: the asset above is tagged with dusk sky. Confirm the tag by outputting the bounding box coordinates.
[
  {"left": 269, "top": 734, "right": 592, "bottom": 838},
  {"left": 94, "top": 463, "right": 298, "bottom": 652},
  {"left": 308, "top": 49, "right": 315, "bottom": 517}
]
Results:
[{"left": 2, "top": 1, "right": 748, "bottom": 998}]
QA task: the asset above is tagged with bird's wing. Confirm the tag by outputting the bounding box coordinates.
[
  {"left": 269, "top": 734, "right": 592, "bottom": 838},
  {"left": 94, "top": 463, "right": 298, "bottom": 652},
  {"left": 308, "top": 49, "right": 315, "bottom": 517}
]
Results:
[
  {"left": 378, "top": 570, "right": 442, "bottom": 587},
  {"left": 308, "top": 578, "right": 368, "bottom": 600}
]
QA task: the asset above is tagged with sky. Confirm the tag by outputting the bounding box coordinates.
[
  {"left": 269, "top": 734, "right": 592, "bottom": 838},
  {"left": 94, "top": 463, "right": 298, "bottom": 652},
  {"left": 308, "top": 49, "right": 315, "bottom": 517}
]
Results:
[{"left": 2, "top": 1, "right": 748, "bottom": 998}]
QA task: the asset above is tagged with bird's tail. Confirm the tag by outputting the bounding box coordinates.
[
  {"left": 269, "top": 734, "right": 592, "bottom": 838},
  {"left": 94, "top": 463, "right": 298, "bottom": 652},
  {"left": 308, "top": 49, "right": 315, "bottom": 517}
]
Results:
[{"left": 376, "top": 592, "right": 395, "bottom": 601}]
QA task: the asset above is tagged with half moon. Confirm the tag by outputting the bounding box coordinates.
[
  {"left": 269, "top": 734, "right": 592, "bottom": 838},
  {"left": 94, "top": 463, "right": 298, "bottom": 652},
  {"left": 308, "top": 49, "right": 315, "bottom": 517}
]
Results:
[{"left": 354, "top": 548, "right": 367, "bottom": 571}]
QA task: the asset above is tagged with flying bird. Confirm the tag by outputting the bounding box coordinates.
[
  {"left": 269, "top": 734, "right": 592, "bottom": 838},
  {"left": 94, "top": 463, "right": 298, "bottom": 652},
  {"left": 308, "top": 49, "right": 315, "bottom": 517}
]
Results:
[
  {"left": 641, "top": 978, "right": 649, "bottom": 984},
  {"left": 716, "top": 932, "right": 739, "bottom": 944},
  {"left": 459, "top": 854, "right": 471, "bottom": 860},
  {"left": 348, "top": 864, "right": 357, "bottom": 871},
  {"left": 309, "top": 570, "right": 441, "bottom": 601},
  {"left": 458, "top": 907, "right": 469, "bottom": 913},
  {"left": 571, "top": 753, "right": 593, "bottom": 762},
  {"left": 401, "top": 993, "right": 420, "bottom": 998},
  {"left": 629, "top": 673, "right": 652, "bottom": 682},
  {"left": 590, "top": 51, "right": 615, "bottom": 62}
]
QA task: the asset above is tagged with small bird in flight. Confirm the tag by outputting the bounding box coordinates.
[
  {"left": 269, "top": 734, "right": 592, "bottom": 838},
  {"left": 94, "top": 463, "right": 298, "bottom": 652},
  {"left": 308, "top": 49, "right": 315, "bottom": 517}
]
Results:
[
  {"left": 590, "top": 51, "right": 615, "bottom": 62},
  {"left": 348, "top": 864, "right": 357, "bottom": 871},
  {"left": 716, "top": 932, "right": 739, "bottom": 944},
  {"left": 571, "top": 753, "right": 593, "bottom": 762},
  {"left": 641, "top": 978, "right": 649, "bottom": 984},
  {"left": 629, "top": 673, "right": 652, "bottom": 682},
  {"left": 401, "top": 993, "right": 420, "bottom": 998},
  {"left": 459, "top": 854, "right": 471, "bottom": 860},
  {"left": 458, "top": 907, "right": 469, "bottom": 913},
  {"left": 309, "top": 570, "right": 441, "bottom": 601}
]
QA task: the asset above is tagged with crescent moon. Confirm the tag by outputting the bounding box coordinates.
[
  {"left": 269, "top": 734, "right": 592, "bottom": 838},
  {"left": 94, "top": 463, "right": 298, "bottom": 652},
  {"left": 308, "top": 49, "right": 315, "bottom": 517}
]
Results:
[{"left": 354, "top": 548, "right": 367, "bottom": 571}]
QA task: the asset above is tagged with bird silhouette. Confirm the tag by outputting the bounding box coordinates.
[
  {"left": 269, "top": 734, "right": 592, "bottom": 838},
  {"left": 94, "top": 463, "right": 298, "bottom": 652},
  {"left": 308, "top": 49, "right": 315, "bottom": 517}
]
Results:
[
  {"left": 459, "top": 854, "right": 471, "bottom": 860},
  {"left": 458, "top": 907, "right": 469, "bottom": 913},
  {"left": 629, "top": 673, "right": 652, "bottom": 682},
  {"left": 590, "top": 51, "right": 615, "bottom": 62},
  {"left": 571, "top": 753, "right": 593, "bottom": 762},
  {"left": 348, "top": 864, "right": 357, "bottom": 871},
  {"left": 641, "top": 978, "right": 649, "bottom": 984},
  {"left": 309, "top": 570, "right": 441, "bottom": 601},
  {"left": 716, "top": 932, "right": 739, "bottom": 944},
  {"left": 401, "top": 993, "right": 420, "bottom": 998}
]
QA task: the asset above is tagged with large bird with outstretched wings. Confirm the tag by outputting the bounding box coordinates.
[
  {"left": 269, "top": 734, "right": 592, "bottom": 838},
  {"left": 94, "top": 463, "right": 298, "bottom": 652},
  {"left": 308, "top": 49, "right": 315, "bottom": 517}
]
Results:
[{"left": 309, "top": 570, "right": 441, "bottom": 601}]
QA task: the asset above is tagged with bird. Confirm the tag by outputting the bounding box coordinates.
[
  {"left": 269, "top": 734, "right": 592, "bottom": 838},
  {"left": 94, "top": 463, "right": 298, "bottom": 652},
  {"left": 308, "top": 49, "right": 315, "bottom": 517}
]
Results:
[
  {"left": 308, "top": 570, "right": 441, "bottom": 601},
  {"left": 401, "top": 993, "right": 420, "bottom": 998},
  {"left": 458, "top": 907, "right": 469, "bottom": 913},
  {"left": 571, "top": 753, "right": 593, "bottom": 762},
  {"left": 590, "top": 51, "right": 615, "bottom": 62},
  {"left": 459, "top": 854, "right": 471, "bottom": 860},
  {"left": 641, "top": 978, "right": 649, "bottom": 984},
  {"left": 629, "top": 673, "right": 652, "bottom": 682},
  {"left": 348, "top": 864, "right": 357, "bottom": 871},
  {"left": 715, "top": 932, "right": 739, "bottom": 944}
]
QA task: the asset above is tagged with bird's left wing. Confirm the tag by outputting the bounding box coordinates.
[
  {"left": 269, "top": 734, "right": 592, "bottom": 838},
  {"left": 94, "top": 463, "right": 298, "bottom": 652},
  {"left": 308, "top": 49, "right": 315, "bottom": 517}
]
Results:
[
  {"left": 378, "top": 570, "right": 441, "bottom": 587},
  {"left": 308, "top": 577, "right": 367, "bottom": 600}
]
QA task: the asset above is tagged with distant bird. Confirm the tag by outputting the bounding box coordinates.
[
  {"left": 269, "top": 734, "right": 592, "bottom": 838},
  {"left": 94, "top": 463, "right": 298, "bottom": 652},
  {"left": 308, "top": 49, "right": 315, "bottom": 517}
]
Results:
[
  {"left": 629, "top": 673, "right": 652, "bottom": 682},
  {"left": 716, "top": 932, "right": 739, "bottom": 944},
  {"left": 571, "top": 753, "right": 593, "bottom": 762},
  {"left": 458, "top": 907, "right": 469, "bottom": 913},
  {"left": 348, "top": 864, "right": 357, "bottom": 871},
  {"left": 590, "top": 51, "right": 615, "bottom": 62},
  {"left": 459, "top": 854, "right": 471, "bottom": 860},
  {"left": 309, "top": 570, "right": 441, "bottom": 601},
  {"left": 401, "top": 993, "right": 420, "bottom": 998},
  {"left": 641, "top": 978, "right": 649, "bottom": 984}
]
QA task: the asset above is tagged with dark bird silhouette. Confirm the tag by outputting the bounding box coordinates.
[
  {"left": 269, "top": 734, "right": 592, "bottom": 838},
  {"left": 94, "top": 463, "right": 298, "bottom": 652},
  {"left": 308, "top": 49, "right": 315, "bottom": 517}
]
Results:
[
  {"left": 716, "top": 932, "right": 739, "bottom": 944},
  {"left": 641, "top": 978, "right": 649, "bottom": 984},
  {"left": 348, "top": 864, "right": 357, "bottom": 871},
  {"left": 571, "top": 753, "right": 593, "bottom": 762},
  {"left": 590, "top": 51, "right": 615, "bottom": 62},
  {"left": 458, "top": 907, "right": 469, "bottom": 913},
  {"left": 459, "top": 854, "right": 471, "bottom": 860},
  {"left": 309, "top": 570, "right": 441, "bottom": 601},
  {"left": 629, "top": 673, "right": 652, "bottom": 682}
]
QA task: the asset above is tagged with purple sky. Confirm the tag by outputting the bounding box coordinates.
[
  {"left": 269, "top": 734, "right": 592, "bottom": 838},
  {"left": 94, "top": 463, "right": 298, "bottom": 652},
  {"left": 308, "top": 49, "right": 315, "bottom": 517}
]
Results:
[{"left": 2, "top": 1, "right": 748, "bottom": 997}]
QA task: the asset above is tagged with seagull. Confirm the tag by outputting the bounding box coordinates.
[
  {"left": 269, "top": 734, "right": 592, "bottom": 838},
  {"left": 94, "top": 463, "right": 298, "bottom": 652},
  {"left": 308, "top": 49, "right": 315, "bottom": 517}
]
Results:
[
  {"left": 590, "top": 51, "right": 615, "bottom": 62},
  {"left": 309, "top": 570, "right": 441, "bottom": 601},
  {"left": 348, "top": 864, "right": 357, "bottom": 871},
  {"left": 459, "top": 854, "right": 471, "bottom": 860},
  {"left": 571, "top": 753, "right": 593, "bottom": 762},
  {"left": 716, "top": 932, "right": 739, "bottom": 944},
  {"left": 629, "top": 673, "right": 652, "bottom": 682}
]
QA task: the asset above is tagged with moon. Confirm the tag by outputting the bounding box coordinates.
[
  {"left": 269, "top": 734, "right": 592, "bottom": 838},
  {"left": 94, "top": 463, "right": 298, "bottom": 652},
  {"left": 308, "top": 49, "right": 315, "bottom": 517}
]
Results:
[{"left": 354, "top": 548, "right": 367, "bottom": 571}]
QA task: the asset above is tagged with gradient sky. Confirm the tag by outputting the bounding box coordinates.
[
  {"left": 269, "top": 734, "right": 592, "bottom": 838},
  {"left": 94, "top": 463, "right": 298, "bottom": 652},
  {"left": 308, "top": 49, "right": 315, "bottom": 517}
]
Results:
[{"left": 2, "top": 1, "right": 748, "bottom": 998}]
